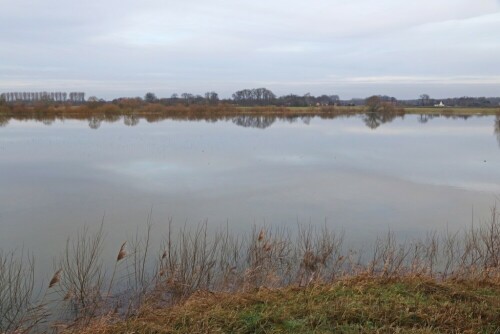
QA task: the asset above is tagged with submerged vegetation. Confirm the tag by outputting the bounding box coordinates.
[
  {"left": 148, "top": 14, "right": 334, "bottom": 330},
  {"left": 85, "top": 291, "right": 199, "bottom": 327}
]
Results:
[{"left": 1, "top": 207, "right": 500, "bottom": 333}]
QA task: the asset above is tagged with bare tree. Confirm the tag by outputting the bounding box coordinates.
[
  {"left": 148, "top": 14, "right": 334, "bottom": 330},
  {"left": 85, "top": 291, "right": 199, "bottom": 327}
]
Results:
[
  {"left": 204, "top": 91, "right": 219, "bottom": 105},
  {"left": 144, "top": 92, "right": 158, "bottom": 103},
  {"left": 420, "top": 94, "right": 430, "bottom": 106}
]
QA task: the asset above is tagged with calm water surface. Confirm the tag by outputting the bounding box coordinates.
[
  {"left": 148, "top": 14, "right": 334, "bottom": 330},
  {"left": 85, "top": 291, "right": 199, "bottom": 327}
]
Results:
[{"left": 1, "top": 115, "right": 499, "bottom": 270}]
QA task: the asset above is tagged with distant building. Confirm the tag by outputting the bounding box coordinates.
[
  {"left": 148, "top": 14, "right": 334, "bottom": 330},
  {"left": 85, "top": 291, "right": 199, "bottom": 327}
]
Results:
[{"left": 434, "top": 101, "right": 445, "bottom": 107}]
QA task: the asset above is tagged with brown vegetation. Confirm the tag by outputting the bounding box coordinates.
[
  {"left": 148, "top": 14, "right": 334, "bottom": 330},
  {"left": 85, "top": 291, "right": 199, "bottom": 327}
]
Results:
[
  {"left": 2, "top": 100, "right": 497, "bottom": 132},
  {"left": 72, "top": 277, "right": 500, "bottom": 333},
  {"left": 1, "top": 207, "right": 500, "bottom": 332}
]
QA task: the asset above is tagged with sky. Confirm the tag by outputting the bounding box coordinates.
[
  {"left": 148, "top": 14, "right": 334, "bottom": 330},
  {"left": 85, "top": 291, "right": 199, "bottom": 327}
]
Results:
[{"left": 1, "top": 0, "right": 499, "bottom": 100}]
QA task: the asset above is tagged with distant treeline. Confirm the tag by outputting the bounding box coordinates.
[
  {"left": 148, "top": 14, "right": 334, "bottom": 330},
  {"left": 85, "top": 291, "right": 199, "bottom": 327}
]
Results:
[
  {"left": 117, "top": 90, "right": 500, "bottom": 108},
  {"left": 141, "top": 88, "right": 341, "bottom": 107},
  {"left": 0, "top": 92, "right": 85, "bottom": 103},
  {"left": 1, "top": 91, "right": 85, "bottom": 103},
  {"left": 1, "top": 88, "right": 500, "bottom": 108},
  {"left": 403, "top": 94, "right": 500, "bottom": 108}
]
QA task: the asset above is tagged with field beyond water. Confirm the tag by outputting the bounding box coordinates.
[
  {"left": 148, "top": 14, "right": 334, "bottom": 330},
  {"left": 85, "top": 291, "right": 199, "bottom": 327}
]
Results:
[
  {"left": 1, "top": 102, "right": 500, "bottom": 122},
  {"left": 74, "top": 278, "right": 500, "bottom": 333}
]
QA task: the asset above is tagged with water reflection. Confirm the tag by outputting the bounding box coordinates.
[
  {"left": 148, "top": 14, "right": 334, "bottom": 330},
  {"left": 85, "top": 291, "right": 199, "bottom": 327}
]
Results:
[
  {"left": 1, "top": 112, "right": 500, "bottom": 147},
  {"left": 362, "top": 112, "right": 401, "bottom": 129},
  {"left": 495, "top": 116, "right": 500, "bottom": 147},
  {"left": 1, "top": 114, "right": 499, "bottom": 280},
  {"left": 89, "top": 116, "right": 102, "bottom": 129},
  {"left": 0, "top": 115, "right": 8, "bottom": 127},
  {"left": 302, "top": 116, "right": 311, "bottom": 125},
  {"left": 124, "top": 115, "right": 140, "bottom": 127},
  {"left": 230, "top": 115, "right": 315, "bottom": 129},
  {"left": 232, "top": 115, "right": 276, "bottom": 129},
  {"left": 88, "top": 114, "right": 121, "bottom": 129}
]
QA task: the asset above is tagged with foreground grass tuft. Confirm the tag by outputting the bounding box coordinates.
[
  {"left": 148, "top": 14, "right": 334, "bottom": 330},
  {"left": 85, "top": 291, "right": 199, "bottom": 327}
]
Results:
[{"left": 72, "top": 277, "right": 500, "bottom": 333}]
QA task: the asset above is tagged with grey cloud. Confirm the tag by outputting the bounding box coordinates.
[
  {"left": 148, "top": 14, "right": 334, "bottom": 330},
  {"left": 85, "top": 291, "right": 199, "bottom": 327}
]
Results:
[{"left": 0, "top": 0, "right": 499, "bottom": 99}]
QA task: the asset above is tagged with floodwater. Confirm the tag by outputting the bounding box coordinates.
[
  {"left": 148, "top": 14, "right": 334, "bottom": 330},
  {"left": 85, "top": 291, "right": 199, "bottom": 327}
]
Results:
[{"left": 1, "top": 114, "right": 499, "bottom": 270}]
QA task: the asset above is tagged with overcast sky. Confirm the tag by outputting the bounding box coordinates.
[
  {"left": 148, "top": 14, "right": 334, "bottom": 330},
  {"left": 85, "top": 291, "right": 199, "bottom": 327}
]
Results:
[{"left": 1, "top": 0, "right": 499, "bottom": 99}]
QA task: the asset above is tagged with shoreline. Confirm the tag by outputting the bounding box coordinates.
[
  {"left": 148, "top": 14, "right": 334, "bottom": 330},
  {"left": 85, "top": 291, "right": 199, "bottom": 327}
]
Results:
[
  {"left": 3, "top": 213, "right": 500, "bottom": 333},
  {"left": 71, "top": 276, "right": 500, "bottom": 333},
  {"left": 1, "top": 105, "right": 499, "bottom": 125}
]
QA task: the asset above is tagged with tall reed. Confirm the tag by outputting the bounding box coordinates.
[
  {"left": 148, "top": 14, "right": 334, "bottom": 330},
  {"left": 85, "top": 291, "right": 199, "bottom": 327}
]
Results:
[{"left": 1, "top": 205, "right": 500, "bottom": 332}]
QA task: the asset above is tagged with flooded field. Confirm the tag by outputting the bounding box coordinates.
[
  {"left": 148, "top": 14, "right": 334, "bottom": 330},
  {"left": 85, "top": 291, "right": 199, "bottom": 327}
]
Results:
[{"left": 1, "top": 114, "right": 499, "bottom": 271}]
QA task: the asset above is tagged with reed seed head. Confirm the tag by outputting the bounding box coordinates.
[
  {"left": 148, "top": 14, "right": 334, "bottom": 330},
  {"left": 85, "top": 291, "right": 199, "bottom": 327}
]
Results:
[
  {"left": 258, "top": 229, "right": 265, "bottom": 242},
  {"left": 63, "top": 289, "right": 73, "bottom": 301},
  {"left": 263, "top": 242, "right": 272, "bottom": 252},
  {"left": 49, "top": 269, "right": 62, "bottom": 288},
  {"left": 117, "top": 241, "right": 127, "bottom": 262}
]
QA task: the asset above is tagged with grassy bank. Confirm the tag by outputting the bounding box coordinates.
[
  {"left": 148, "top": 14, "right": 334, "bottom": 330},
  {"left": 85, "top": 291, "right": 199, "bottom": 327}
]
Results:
[{"left": 72, "top": 277, "right": 500, "bottom": 333}]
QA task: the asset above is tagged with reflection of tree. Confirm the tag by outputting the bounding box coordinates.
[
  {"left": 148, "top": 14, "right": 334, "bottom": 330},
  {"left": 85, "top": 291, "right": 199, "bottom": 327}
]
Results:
[
  {"left": 362, "top": 112, "right": 399, "bottom": 129},
  {"left": 363, "top": 113, "right": 383, "bottom": 129},
  {"left": 0, "top": 116, "right": 8, "bottom": 127},
  {"left": 88, "top": 116, "right": 103, "bottom": 129},
  {"left": 418, "top": 114, "right": 429, "bottom": 123},
  {"left": 42, "top": 118, "right": 54, "bottom": 126},
  {"left": 362, "top": 95, "right": 403, "bottom": 129},
  {"left": 123, "top": 115, "right": 140, "bottom": 127},
  {"left": 495, "top": 116, "right": 500, "bottom": 147},
  {"left": 301, "top": 116, "right": 311, "bottom": 125},
  {"left": 232, "top": 115, "right": 276, "bottom": 129},
  {"left": 362, "top": 111, "right": 400, "bottom": 129},
  {"left": 104, "top": 114, "right": 121, "bottom": 123}
]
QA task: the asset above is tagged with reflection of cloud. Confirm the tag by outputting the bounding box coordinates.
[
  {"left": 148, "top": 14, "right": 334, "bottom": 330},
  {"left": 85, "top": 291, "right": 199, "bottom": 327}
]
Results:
[
  {"left": 412, "top": 178, "right": 500, "bottom": 194},
  {"left": 334, "top": 125, "right": 490, "bottom": 136},
  {"left": 98, "top": 161, "right": 190, "bottom": 177},
  {"left": 256, "top": 154, "right": 318, "bottom": 166},
  {"left": 454, "top": 182, "right": 500, "bottom": 193}
]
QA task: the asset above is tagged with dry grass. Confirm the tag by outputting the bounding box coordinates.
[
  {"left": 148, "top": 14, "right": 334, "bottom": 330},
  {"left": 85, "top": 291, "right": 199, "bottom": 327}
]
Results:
[{"left": 71, "top": 277, "right": 500, "bottom": 333}]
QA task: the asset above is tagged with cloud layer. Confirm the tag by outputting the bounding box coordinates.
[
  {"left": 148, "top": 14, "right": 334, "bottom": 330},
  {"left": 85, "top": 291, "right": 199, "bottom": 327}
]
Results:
[{"left": 1, "top": 0, "right": 499, "bottom": 99}]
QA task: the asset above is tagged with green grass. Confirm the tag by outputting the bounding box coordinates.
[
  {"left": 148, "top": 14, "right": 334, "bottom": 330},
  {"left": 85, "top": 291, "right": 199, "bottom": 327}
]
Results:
[{"left": 75, "top": 277, "right": 500, "bottom": 333}]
